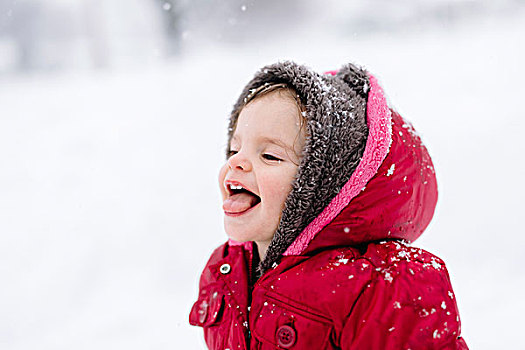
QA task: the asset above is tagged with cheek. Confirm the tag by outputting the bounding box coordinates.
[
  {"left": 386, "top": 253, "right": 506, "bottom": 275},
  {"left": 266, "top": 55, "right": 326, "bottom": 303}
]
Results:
[
  {"left": 261, "top": 170, "right": 297, "bottom": 209},
  {"left": 218, "top": 164, "right": 228, "bottom": 195}
]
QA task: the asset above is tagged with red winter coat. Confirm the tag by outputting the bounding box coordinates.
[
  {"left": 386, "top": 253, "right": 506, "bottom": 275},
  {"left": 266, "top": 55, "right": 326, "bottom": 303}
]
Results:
[{"left": 190, "top": 87, "right": 468, "bottom": 349}]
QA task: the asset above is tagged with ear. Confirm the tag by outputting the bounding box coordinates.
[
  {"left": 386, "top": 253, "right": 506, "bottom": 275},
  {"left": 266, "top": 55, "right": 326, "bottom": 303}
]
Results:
[{"left": 336, "top": 63, "right": 370, "bottom": 98}]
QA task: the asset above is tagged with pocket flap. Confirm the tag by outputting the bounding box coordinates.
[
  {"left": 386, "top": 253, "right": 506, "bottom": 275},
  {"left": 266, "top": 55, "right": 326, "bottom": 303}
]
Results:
[{"left": 252, "top": 296, "right": 332, "bottom": 348}]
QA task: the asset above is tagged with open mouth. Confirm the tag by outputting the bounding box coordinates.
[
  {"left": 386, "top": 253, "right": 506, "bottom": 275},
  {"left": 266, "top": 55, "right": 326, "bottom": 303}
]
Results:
[{"left": 223, "top": 184, "right": 261, "bottom": 215}]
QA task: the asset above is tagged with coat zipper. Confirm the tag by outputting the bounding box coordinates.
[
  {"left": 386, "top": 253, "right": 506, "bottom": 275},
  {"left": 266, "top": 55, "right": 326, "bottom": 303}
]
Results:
[{"left": 246, "top": 243, "right": 254, "bottom": 345}]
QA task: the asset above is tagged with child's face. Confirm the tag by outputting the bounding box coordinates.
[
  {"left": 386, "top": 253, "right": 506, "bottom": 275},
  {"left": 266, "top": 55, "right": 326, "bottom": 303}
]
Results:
[{"left": 218, "top": 91, "right": 305, "bottom": 256}]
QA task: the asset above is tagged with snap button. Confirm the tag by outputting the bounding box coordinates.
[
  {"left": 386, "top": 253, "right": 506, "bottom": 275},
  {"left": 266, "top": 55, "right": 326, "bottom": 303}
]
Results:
[
  {"left": 219, "top": 263, "right": 231, "bottom": 274},
  {"left": 198, "top": 300, "right": 208, "bottom": 323},
  {"left": 276, "top": 325, "right": 296, "bottom": 348}
]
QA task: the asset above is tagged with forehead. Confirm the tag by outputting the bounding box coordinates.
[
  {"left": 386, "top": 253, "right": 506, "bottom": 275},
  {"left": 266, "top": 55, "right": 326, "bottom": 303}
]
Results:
[{"left": 232, "top": 91, "right": 301, "bottom": 142}]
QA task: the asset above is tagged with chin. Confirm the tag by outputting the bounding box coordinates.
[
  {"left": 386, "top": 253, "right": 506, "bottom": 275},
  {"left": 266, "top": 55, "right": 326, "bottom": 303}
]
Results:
[
  {"left": 224, "top": 225, "right": 251, "bottom": 243},
  {"left": 226, "top": 234, "right": 252, "bottom": 244},
  {"left": 224, "top": 223, "right": 272, "bottom": 244}
]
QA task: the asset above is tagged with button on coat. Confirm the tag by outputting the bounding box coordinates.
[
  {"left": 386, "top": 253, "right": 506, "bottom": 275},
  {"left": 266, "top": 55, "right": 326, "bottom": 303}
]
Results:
[
  {"left": 219, "top": 263, "right": 231, "bottom": 274},
  {"left": 276, "top": 325, "right": 296, "bottom": 348}
]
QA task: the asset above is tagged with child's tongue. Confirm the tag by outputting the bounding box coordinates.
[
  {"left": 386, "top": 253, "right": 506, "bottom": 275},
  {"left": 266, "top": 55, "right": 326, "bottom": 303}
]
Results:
[{"left": 223, "top": 192, "right": 259, "bottom": 213}]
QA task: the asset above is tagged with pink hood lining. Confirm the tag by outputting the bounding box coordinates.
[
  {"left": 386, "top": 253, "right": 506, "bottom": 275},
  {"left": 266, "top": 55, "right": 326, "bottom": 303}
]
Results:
[
  {"left": 229, "top": 74, "right": 392, "bottom": 255},
  {"left": 283, "top": 74, "right": 392, "bottom": 256}
]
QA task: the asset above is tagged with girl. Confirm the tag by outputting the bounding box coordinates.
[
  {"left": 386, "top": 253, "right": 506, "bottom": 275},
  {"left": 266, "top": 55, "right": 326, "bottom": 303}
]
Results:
[{"left": 189, "top": 61, "right": 468, "bottom": 349}]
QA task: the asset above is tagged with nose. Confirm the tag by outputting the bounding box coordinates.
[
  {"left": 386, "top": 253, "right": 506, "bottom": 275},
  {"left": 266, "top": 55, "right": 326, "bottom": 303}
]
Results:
[{"left": 227, "top": 151, "right": 252, "bottom": 172}]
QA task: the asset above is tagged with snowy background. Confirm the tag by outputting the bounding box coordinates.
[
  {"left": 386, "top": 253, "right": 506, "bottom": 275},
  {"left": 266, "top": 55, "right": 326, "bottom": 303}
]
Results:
[{"left": 1, "top": 0, "right": 524, "bottom": 349}]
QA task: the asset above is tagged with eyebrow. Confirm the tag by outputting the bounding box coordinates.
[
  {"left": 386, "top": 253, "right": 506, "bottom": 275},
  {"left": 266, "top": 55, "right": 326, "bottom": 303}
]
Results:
[
  {"left": 260, "top": 136, "right": 294, "bottom": 151},
  {"left": 231, "top": 135, "right": 294, "bottom": 152}
]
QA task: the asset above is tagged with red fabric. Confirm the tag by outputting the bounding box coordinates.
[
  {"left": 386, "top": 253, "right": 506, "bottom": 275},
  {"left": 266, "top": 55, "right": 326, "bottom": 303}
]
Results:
[{"left": 189, "top": 110, "right": 468, "bottom": 349}]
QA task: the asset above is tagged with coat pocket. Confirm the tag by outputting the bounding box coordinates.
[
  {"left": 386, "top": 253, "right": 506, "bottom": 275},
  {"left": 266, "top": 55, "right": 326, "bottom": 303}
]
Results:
[
  {"left": 189, "top": 289, "right": 224, "bottom": 327},
  {"left": 252, "top": 292, "right": 333, "bottom": 349}
]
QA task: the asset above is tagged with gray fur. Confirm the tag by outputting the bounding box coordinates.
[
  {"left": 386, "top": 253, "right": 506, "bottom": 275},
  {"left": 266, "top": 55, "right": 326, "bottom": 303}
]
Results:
[{"left": 227, "top": 61, "right": 370, "bottom": 276}]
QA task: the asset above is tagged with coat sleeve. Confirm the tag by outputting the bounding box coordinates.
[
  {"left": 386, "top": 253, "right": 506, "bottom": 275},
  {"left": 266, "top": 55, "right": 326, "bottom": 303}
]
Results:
[{"left": 340, "top": 258, "right": 468, "bottom": 349}]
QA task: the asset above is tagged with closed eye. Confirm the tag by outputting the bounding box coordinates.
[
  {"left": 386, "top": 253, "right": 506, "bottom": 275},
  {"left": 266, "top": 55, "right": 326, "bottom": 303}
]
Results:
[{"left": 262, "top": 154, "right": 282, "bottom": 161}]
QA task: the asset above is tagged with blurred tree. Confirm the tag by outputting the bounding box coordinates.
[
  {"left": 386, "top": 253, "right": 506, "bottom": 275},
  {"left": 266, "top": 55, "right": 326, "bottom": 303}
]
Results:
[
  {"left": 156, "top": 0, "right": 185, "bottom": 56},
  {"left": 1, "top": 0, "right": 42, "bottom": 71},
  {"left": 83, "top": 0, "right": 110, "bottom": 68}
]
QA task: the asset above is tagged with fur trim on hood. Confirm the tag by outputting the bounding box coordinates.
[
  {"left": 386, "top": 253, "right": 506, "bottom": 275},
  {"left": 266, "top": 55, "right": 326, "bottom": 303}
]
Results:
[{"left": 227, "top": 61, "right": 373, "bottom": 276}]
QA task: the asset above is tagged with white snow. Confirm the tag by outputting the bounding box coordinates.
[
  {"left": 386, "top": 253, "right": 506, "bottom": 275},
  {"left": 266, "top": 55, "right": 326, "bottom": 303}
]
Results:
[
  {"left": 431, "top": 259, "right": 442, "bottom": 270},
  {"left": 0, "top": 7, "right": 524, "bottom": 350},
  {"left": 386, "top": 163, "right": 396, "bottom": 176},
  {"left": 384, "top": 271, "right": 393, "bottom": 283}
]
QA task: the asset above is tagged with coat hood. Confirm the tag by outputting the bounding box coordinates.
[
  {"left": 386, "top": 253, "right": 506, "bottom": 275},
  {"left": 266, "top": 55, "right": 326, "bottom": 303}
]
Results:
[{"left": 227, "top": 61, "right": 438, "bottom": 275}]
